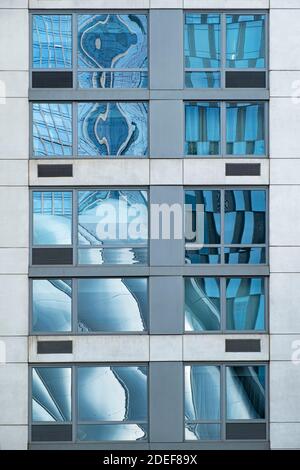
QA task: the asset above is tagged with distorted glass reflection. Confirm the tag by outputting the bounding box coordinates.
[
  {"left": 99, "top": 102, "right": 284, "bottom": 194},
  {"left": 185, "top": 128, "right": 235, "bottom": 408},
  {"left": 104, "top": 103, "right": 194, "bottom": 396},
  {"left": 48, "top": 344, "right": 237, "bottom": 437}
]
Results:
[
  {"left": 224, "top": 247, "right": 266, "bottom": 264},
  {"left": 78, "top": 247, "right": 148, "bottom": 265},
  {"left": 78, "top": 71, "right": 148, "bottom": 89},
  {"left": 185, "top": 72, "right": 220, "bottom": 89},
  {"left": 185, "top": 102, "right": 220, "bottom": 155},
  {"left": 185, "top": 14, "right": 220, "bottom": 68},
  {"left": 185, "top": 190, "right": 221, "bottom": 244},
  {"left": 77, "top": 424, "right": 147, "bottom": 441},
  {"left": 32, "top": 367, "right": 72, "bottom": 422},
  {"left": 185, "top": 277, "right": 221, "bottom": 331},
  {"left": 185, "top": 423, "right": 221, "bottom": 441},
  {"left": 32, "top": 279, "right": 72, "bottom": 332},
  {"left": 185, "top": 365, "right": 220, "bottom": 421},
  {"left": 185, "top": 248, "right": 221, "bottom": 264},
  {"left": 33, "top": 191, "right": 72, "bottom": 245},
  {"left": 77, "top": 278, "right": 148, "bottom": 332},
  {"left": 226, "top": 366, "right": 266, "bottom": 420},
  {"left": 226, "top": 278, "right": 265, "bottom": 330}
]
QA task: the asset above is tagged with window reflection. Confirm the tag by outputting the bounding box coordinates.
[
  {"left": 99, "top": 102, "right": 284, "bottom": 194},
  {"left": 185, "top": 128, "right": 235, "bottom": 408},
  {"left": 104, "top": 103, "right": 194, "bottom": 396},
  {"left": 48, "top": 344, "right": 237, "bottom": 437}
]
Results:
[
  {"left": 185, "top": 103, "right": 220, "bottom": 155},
  {"left": 185, "top": 14, "right": 220, "bottom": 69},
  {"left": 185, "top": 277, "right": 221, "bottom": 331}
]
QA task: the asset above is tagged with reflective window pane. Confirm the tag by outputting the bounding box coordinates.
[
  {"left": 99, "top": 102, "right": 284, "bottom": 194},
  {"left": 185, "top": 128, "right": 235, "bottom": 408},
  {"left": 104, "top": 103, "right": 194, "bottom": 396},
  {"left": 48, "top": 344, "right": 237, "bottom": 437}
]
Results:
[
  {"left": 185, "top": 102, "right": 220, "bottom": 155},
  {"left": 185, "top": 277, "right": 221, "bottom": 331},
  {"left": 226, "top": 366, "right": 266, "bottom": 420},
  {"left": 32, "top": 103, "right": 72, "bottom": 157},
  {"left": 78, "top": 102, "right": 148, "bottom": 156},
  {"left": 33, "top": 191, "right": 72, "bottom": 245},
  {"left": 226, "top": 102, "right": 265, "bottom": 155},
  {"left": 78, "top": 366, "right": 147, "bottom": 422},
  {"left": 224, "top": 190, "right": 266, "bottom": 245},
  {"left": 226, "top": 278, "right": 265, "bottom": 331},
  {"left": 185, "top": 423, "right": 221, "bottom": 441},
  {"left": 78, "top": 247, "right": 148, "bottom": 266},
  {"left": 185, "top": 248, "right": 221, "bottom": 265},
  {"left": 224, "top": 247, "right": 266, "bottom": 265},
  {"left": 185, "top": 14, "right": 220, "bottom": 68},
  {"left": 185, "top": 190, "right": 221, "bottom": 244},
  {"left": 77, "top": 424, "right": 147, "bottom": 442},
  {"left": 226, "top": 15, "right": 265, "bottom": 69},
  {"left": 77, "top": 278, "right": 148, "bottom": 332},
  {"left": 185, "top": 72, "right": 220, "bottom": 89},
  {"left": 32, "top": 15, "right": 72, "bottom": 69},
  {"left": 32, "top": 279, "right": 72, "bottom": 332},
  {"left": 185, "top": 365, "right": 220, "bottom": 421},
  {"left": 32, "top": 367, "right": 72, "bottom": 422},
  {"left": 78, "top": 71, "right": 148, "bottom": 89}
]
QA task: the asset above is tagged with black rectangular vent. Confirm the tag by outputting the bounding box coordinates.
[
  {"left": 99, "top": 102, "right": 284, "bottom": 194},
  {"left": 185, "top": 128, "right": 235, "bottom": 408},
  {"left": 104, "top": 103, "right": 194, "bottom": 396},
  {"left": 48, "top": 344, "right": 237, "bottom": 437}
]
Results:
[
  {"left": 226, "top": 423, "right": 266, "bottom": 440},
  {"left": 32, "top": 248, "right": 73, "bottom": 265},
  {"left": 226, "top": 71, "right": 266, "bottom": 88},
  {"left": 38, "top": 164, "right": 73, "bottom": 178},
  {"left": 32, "top": 425, "right": 72, "bottom": 442},
  {"left": 37, "top": 341, "right": 73, "bottom": 354},
  {"left": 32, "top": 71, "right": 73, "bottom": 88},
  {"left": 226, "top": 163, "right": 261, "bottom": 176},
  {"left": 225, "top": 339, "right": 261, "bottom": 353}
]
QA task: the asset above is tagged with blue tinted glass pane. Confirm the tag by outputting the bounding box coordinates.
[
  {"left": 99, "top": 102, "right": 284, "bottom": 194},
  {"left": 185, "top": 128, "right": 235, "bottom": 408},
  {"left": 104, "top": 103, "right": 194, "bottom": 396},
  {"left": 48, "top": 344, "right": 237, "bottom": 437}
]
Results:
[
  {"left": 32, "top": 103, "right": 72, "bottom": 157},
  {"left": 226, "top": 366, "right": 266, "bottom": 419},
  {"left": 226, "top": 102, "right": 265, "bottom": 155},
  {"left": 78, "top": 71, "right": 148, "bottom": 89},
  {"left": 32, "top": 15, "right": 72, "bottom": 69},
  {"left": 78, "top": 247, "right": 148, "bottom": 265},
  {"left": 224, "top": 190, "right": 266, "bottom": 244},
  {"left": 78, "top": 424, "right": 147, "bottom": 442},
  {"left": 185, "top": 14, "right": 220, "bottom": 68},
  {"left": 185, "top": 72, "right": 220, "bottom": 88},
  {"left": 78, "top": 102, "right": 148, "bottom": 156},
  {"left": 185, "top": 365, "right": 220, "bottom": 421},
  {"left": 185, "top": 423, "right": 221, "bottom": 441},
  {"left": 226, "top": 278, "right": 265, "bottom": 331},
  {"left": 224, "top": 247, "right": 266, "bottom": 265},
  {"left": 77, "top": 366, "right": 147, "bottom": 422},
  {"left": 226, "top": 15, "right": 265, "bottom": 68},
  {"left": 77, "top": 278, "right": 148, "bottom": 332},
  {"left": 78, "top": 190, "right": 148, "bottom": 246},
  {"left": 33, "top": 191, "right": 72, "bottom": 245},
  {"left": 32, "top": 367, "right": 71, "bottom": 422},
  {"left": 185, "top": 103, "right": 220, "bottom": 155},
  {"left": 78, "top": 14, "right": 147, "bottom": 70},
  {"left": 185, "top": 277, "right": 221, "bottom": 331},
  {"left": 185, "top": 190, "right": 221, "bottom": 244},
  {"left": 185, "top": 248, "right": 221, "bottom": 264},
  {"left": 32, "top": 279, "right": 72, "bottom": 332}
]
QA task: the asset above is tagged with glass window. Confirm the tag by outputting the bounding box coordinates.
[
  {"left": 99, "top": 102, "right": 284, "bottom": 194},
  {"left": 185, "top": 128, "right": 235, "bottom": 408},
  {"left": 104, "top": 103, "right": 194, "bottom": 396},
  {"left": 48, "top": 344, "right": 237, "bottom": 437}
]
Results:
[
  {"left": 32, "top": 279, "right": 72, "bottom": 333},
  {"left": 32, "top": 15, "right": 72, "bottom": 69},
  {"left": 185, "top": 102, "right": 220, "bottom": 156},
  {"left": 185, "top": 277, "right": 221, "bottom": 331},
  {"left": 33, "top": 191, "right": 72, "bottom": 246}
]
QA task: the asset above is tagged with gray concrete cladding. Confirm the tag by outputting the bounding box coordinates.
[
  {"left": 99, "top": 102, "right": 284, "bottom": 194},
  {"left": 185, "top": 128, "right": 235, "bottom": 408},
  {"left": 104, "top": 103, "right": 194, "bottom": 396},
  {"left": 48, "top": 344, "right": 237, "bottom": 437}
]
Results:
[{"left": 0, "top": 0, "right": 300, "bottom": 450}]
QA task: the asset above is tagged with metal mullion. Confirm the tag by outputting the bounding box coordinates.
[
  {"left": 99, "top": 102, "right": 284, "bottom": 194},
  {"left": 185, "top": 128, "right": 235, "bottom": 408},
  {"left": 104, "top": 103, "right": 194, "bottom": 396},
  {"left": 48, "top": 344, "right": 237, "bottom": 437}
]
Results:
[
  {"left": 221, "top": 101, "right": 226, "bottom": 158},
  {"left": 73, "top": 189, "right": 78, "bottom": 267},
  {"left": 221, "top": 365, "right": 226, "bottom": 441},
  {"left": 72, "top": 365, "right": 76, "bottom": 443},
  {"left": 72, "top": 13, "right": 77, "bottom": 90},
  {"left": 221, "top": 13, "right": 226, "bottom": 90},
  {"left": 72, "top": 103, "right": 78, "bottom": 156},
  {"left": 220, "top": 189, "right": 225, "bottom": 264},
  {"left": 72, "top": 279, "right": 77, "bottom": 334},
  {"left": 220, "top": 277, "right": 226, "bottom": 332}
]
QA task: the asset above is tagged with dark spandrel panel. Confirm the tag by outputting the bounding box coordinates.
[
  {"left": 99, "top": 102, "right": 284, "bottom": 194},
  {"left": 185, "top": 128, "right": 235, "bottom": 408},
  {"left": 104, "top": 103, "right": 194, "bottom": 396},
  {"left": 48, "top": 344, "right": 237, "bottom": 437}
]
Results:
[
  {"left": 32, "top": 367, "right": 72, "bottom": 422},
  {"left": 226, "top": 422, "right": 266, "bottom": 440},
  {"left": 185, "top": 190, "right": 221, "bottom": 244},
  {"left": 185, "top": 72, "right": 220, "bottom": 89},
  {"left": 32, "top": 15, "right": 72, "bottom": 69},
  {"left": 225, "top": 163, "right": 261, "bottom": 176},
  {"left": 226, "top": 71, "right": 266, "bottom": 88},
  {"left": 77, "top": 278, "right": 148, "bottom": 332},
  {"left": 38, "top": 164, "right": 73, "bottom": 178},
  {"left": 225, "top": 339, "right": 261, "bottom": 353},
  {"left": 185, "top": 248, "right": 221, "bottom": 265},
  {"left": 185, "top": 103, "right": 220, "bottom": 156},
  {"left": 77, "top": 102, "right": 148, "bottom": 156},
  {"left": 32, "top": 103, "right": 72, "bottom": 157},
  {"left": 37, "top": 341, "right": 73, "bottom": 354},
  {"left": 32, "top": 248, "right": 73, "bottom": 265},
  {"left": 226, "top": 365, "right": 266, "bottom": 420},
  {"left": 185, "top": 423, "right": 221, "bottom": 441},
  {"left": 185, "top": 365, "right": 221, "bottom": 421},
  {"left": 77, "top": 366, "right": 147, "bottom": 422},
  {"left": 32, "top": 71, "right": 73, "bottom": 88},
  {"left": 224, "top": 247, "right": 266, "bottom": 265},
  {"left": 78, "top": 71, "right": 148, "bottom": 89},
  {"left": 78, "top": 247, "right": 148, "bottom": 265},
  {"left": 77, "top": 15, "right": 148, "bottom": 71},
  {"left": 185, "top": 277, "right": 221, "bottom": 331},
  {"left": 77, "top": 424, "right": 147, "bottom": 442},
  {"left": 32, "top": 424, "right": 72, "bottom": 442},
  {"left": 224, "top": 190, "right": 266, "bottom": 245},
  {"left": 32, "top": 279, "right": 72, "bottom": 333},
  {"left": 185, "top": 14, "right": 221, "bottom": 68}
]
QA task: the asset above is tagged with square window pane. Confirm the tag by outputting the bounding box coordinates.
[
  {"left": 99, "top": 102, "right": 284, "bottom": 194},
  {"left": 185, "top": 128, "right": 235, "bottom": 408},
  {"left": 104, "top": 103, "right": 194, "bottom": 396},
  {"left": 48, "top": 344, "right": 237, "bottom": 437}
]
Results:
[
  {"left": 185, "top": 423, "right": 221, "bottom": 441},
  {"left": 185, "top": 277, "right": 221, "bottom": 331},
  {"left": 226, "top": 366, "right": 266, "bottom": 420},
  {"left": 33, "top": 191, "right": 72, "bottom": 245},
  {"left": 226, "top": 15, "right": 265, "bottom": 69},
  {"left": 77, "top": 102, "right": 148, "bottom": 156},
  {"left": 185, "top": 102, "right": 220, "bottom": 156},
  {"left": 32, "top": 15, "right": 72, "bottom": 69},
  {"left": 226, "top": 102, "right": 265, "bottom": 155},
  {"left": 32, "top": 279, "right": 72, "bottom": 332},
  {"left": 185, "top": 14, "right": 220, "bottom": 68},
  {"left": 32, "top": 367, "right": 72, "bottom": 422},
  {"left": 185, "top": 365, "right": 220, "bottom": 421},
  {"left": 226, "top": 278, "right": 265, "bottom": 331},
  {"left": 185, "top": 190, "right": 221, "bottom": 244}
]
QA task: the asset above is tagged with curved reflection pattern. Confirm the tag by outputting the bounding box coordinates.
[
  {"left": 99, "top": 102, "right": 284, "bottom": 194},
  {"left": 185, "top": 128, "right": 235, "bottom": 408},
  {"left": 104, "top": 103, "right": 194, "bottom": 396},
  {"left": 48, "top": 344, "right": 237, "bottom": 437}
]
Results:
[
  {"left": 32, "top": 279, "right": 72, "bottom": 332},
  {"left": 226, "top": 366, "right": 265, "bottom": 420},
  {"left": 185, "top": 277, "right": 220, "bottom": 331},
  {"left": 226, "top": 278, "right": 265, "bottom": 330},
  {"left": 185, "top": 190, "right": 221, "bottom": 244},
  {"left": 185, "top": 423, "right": 220, "bottom": 441},
  {"left": 32, "top": 15, "right": 72, "bottom": 69},
  {"left": 78, "top": 366, "right": 147, "bottom": 422},
  {"left": 78, "top": 102, "right": 148, "bottom": 156},
  {"left": 185, "top": 14, "right": 220, "bottom": 69},
  {"left": 185, "top": 102, "right": 220, "bottom": 155},
  {"left": 185, "top": 366, "right": 220, "bottom": 421},
  {"left": 77, "top": 424, "right": 147, "bottom": 442},
  {"left": 78, "top": 278, "right": 148, "bottom": 332},
  {"left": 33, "top": 191, "right": 72, "bottom": 245},
  {"left": 32, "top": 367, "right": 71, "bottom": 422}
]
